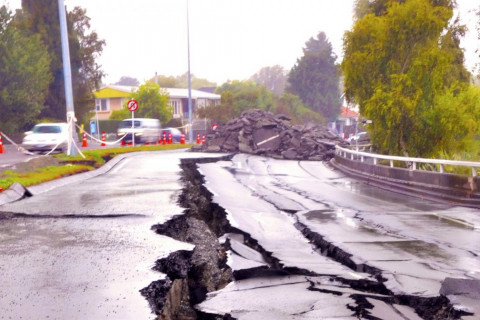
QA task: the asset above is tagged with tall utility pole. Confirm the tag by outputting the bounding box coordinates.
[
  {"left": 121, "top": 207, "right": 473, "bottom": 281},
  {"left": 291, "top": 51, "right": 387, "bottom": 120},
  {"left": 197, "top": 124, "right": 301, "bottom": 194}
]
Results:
[
  {"left": 58, "top": 0, "right": 77, "bottom": 156},
  {"left": 187, "top": 0, "right": 193, "bottom": 143}
]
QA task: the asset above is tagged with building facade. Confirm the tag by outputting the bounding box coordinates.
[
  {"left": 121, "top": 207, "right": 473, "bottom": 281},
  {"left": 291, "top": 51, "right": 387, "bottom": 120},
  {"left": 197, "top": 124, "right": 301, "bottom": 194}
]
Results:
[{"left": 93, "top": 85, "right": 221, "bottom": 121}]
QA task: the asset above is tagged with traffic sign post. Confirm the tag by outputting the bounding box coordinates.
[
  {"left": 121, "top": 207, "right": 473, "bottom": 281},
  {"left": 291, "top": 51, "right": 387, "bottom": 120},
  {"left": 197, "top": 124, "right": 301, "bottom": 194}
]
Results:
[{"left": 127, "top": 99, "right": 139, "bottom": 147}]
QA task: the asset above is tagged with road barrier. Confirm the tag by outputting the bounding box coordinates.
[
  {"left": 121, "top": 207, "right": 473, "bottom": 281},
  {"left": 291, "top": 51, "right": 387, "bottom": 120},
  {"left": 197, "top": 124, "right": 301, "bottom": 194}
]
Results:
[
  {"left": 335, "top": 146, "right": 480, "bottom": 177},
  {"left": 333, "top": 145, "right": 480, "bottom": 207},
  {"left": 74, "top": 123, "right": 125, "bottom": 147},
  {"left": 0, "top": 133, "right": 4, "bottom": 154},
  {"left": 82, "top": 132, "right": 88, "bottom": 147},
  {"left": 101, "top": 131, "right": 106, "bottom": 146},
  {"left": 161, "top": 132, "right": 167, "bottom": 145}
]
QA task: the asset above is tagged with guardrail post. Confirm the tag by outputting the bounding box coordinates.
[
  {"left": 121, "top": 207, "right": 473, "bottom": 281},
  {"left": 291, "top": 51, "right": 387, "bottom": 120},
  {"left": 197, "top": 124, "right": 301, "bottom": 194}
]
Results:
[
  {"left": 439, "top": 164, "right": 444, "bottom": 173},
  {"left": 361, "top": 156, "right": 364, "bottom": 162},
  {"left": 412, "top": 162, "right": 416, "bottom": 171},
  {"left": 390, "top": 160, "right": 394, "bottom": 168},
  {"left": 472, "top": 167, "right": 477, "bottom": 177},
  {"left": 374, "top": 158, "right": 377, "bottom": 165}
]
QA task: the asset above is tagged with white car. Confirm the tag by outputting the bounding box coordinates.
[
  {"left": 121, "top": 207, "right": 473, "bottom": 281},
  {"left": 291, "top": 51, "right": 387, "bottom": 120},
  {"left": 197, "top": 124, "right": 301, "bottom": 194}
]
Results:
[
  {"left": 347, "top": 132, "right": 367, "bottom": 142},
  {"left": 22, "top": 123, "right": 69, "bottom": 153},
  {"left": 117, "top": 118, "right": 161, "bottom": 144}
]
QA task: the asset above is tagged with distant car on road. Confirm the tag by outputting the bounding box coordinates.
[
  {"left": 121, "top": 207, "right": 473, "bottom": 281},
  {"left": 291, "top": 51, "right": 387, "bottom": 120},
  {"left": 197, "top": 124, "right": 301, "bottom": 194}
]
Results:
[
  {"left": 22, "top": 123, "right": 69, "bottom": 153},
  {"left": 162, "top": 128, "right": 182, "bottom": 143},
  {"left": 347, "top": 132, "right": 368, "bottom": 143},
  {"left": 117, "top": 118, "right": 161, "bottom": 144}
]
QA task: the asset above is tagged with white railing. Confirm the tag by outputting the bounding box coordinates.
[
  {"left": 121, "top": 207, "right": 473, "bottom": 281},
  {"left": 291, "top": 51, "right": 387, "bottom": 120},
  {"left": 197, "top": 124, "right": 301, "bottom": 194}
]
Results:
[{"left": 335, "top": 145, "right": 480, "bottom": 177}]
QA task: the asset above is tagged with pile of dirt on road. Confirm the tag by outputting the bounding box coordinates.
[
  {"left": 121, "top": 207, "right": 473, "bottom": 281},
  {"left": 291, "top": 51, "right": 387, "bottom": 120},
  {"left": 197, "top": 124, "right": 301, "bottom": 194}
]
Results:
[{"left": 196, "top": 109, "right": 348, "bottom": 161}]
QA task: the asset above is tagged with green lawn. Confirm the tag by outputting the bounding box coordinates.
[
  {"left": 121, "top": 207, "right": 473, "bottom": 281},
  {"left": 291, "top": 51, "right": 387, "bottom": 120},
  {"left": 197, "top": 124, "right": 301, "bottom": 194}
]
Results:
[{"left": 0, "top": 144, "right": 192, "bottom": 191}]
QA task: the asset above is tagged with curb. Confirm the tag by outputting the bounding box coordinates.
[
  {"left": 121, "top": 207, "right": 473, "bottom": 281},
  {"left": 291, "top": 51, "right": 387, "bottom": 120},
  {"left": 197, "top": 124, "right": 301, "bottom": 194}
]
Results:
[
  {"left": 0, "top": 183, "right": 32, "bottom": 206},
  {"left": 0, "top": 151, "right": 151, "bottom": 205}
]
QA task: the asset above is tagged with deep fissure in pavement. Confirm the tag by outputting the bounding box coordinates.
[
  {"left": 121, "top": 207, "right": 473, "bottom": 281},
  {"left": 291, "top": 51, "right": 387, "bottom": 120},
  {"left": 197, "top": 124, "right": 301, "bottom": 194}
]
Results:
[{"left": 141, "top": 156, "right": 469, "bottom": 320}]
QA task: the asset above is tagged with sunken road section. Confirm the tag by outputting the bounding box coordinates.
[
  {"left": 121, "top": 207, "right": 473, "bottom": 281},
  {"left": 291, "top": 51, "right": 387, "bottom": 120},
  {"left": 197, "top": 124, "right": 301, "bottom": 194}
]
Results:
[{"left": 141, "top": 156, "right": 470, "bottom": 320}]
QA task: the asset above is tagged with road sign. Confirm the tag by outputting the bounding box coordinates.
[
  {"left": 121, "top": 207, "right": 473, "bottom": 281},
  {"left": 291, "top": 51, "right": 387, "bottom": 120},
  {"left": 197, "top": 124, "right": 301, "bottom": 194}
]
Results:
[{"left": 127, "top": 99, "right": 138, "bottom": 112}]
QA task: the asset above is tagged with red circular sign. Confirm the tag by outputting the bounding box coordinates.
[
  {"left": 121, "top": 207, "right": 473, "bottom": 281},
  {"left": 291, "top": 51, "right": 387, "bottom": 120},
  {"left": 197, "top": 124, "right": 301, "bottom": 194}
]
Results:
[{"left": 127, "top": 99, "right": 138, "bottom": 112}]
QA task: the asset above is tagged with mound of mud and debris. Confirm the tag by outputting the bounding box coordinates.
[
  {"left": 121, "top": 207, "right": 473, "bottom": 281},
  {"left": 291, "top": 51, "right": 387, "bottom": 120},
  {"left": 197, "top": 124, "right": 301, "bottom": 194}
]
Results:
[{"left": 196, "top": 109, "right": 348, "bottom": 161}]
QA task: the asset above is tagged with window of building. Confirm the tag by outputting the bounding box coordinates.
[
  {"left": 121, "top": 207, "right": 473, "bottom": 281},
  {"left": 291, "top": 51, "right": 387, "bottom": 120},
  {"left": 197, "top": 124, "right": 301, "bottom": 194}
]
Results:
[
  {"left": 95, "top": 99, "right": 109, "bottom": 111},
  {"left": 170, "top": 100, "right": 181, "bottom": 116}
]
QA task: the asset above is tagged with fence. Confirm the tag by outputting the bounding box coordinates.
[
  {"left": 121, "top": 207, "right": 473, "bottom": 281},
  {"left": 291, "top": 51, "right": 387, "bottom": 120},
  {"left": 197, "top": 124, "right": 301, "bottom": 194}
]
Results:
[
  {"left": 336, "top": 145, "right": 480, "bottom": 177},
  {"left": 332, "top": 145, "right": 480, "bottom": 207}
]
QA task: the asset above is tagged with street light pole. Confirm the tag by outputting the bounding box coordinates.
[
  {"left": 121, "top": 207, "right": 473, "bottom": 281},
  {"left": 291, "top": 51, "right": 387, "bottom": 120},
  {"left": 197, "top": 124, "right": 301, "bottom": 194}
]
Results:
[
  {"left": 187, "top": 0, "right": 193, "bottom": 143},
  {"left": 58, "top": 0, "right": 77, "bottom": 156}
]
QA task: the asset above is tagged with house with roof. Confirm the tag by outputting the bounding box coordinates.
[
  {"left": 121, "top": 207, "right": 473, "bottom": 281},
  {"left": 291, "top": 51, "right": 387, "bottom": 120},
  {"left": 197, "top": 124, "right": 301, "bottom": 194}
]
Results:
[
  {"left": 329, "top": 106, "right": 360, "bottom": 139},
  {"left": 92, "top": 85, "right": 221, "bottom": 121}
]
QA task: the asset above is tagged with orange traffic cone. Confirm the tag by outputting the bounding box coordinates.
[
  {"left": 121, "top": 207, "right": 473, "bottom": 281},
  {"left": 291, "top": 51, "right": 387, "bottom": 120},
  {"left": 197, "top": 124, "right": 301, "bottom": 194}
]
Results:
[
  {"left": 162, "top": 132, "right": 167, "bottom": 145},
  {"left": 168, "top": 133, "right": 173, "bottom": 144},
  {"left": 101, "top": 131, "right": 106, "bottom": 146},
  {"left": 0, "top": 133, "right": 4, "bottom": 154},
  {"left": 202, "top": 134, "right": 206, "bottom": 144},
  {"left": 180, "top": 132, "right": 185, "bottom": 145},
  {"left": 82, "top": 132, "right": 88, "bottom": 147},
  {"left": 196, "top": 133, "right": 200, "bottom": 144}
]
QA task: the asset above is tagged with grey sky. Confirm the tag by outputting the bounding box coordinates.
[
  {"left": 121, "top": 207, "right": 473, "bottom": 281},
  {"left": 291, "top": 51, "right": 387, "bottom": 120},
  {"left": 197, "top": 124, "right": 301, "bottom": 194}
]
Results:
[{"left": 2, "top": 0, "right": 478, "bottom": 85}]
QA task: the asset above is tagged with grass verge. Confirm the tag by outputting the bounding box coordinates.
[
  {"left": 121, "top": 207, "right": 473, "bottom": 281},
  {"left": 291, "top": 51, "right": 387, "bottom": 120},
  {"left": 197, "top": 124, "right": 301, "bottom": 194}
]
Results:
[{"left": 0, "top": 144, "right": 192, "bottom": 191}]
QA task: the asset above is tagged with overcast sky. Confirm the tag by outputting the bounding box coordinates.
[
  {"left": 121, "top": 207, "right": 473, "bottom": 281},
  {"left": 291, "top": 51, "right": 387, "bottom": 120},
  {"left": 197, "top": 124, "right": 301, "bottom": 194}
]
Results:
[{"left": 2, "top": 0, "right": 478, "bottom": 85}]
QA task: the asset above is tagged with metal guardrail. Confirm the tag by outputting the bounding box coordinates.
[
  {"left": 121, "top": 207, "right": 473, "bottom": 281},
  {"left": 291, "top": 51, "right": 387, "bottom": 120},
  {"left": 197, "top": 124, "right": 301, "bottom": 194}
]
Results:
[{"left": 335, "top": 145, "right": 480, "bottom": 177}]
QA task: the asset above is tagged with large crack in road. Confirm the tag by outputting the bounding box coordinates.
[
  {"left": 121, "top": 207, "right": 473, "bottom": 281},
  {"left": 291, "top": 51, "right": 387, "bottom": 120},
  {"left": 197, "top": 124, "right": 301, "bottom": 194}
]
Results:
[{"left": 142, "top": 156, "right": 471, "bottom": 320}]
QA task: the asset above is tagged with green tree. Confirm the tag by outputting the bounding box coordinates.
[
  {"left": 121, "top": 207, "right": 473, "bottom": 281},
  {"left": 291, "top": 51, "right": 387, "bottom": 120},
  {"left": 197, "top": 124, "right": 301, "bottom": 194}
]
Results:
[
  {"left": 149, "top": 73, "right": 216, "bottom": 89},
  {"left": 287, "top": 32, "right": 341, "bottom": 121},
  {"left": 18, "top": 0, "right": 105, "bottom": 124},
  {"left": 250, "top": 65, "right": 287, "bottom": 96},
  {"left": 115, "top": 76, "right": 139, "bottom": 86},
  {"left": 68, "top": 7, "right": 106, "bottom": 124},
  {"left": 272, "top": 93, "right": 325, "bottom": 125},
  {"left": 0, "top": 6, "right": 51, "bottom": 134},
  {"left": 196, "top": 91, "right": 236, "bottom": 124},
  {"left": 353, "top": 0, "right": 371, "bottom": 20},
  {"left": 153, "top": 74, "right": 177, "bottom": 88},
  {"left": 354, "top": 0, "right": 455, "bottom": 18},
  {"left": 176, "top": 73, "right": 216, "bottom": 89},
  {"left": 197, "top": 81, "right": 274, "bottom": 124},
  {"left": 216, "top": 80, "right": 275, "bottom": 115},
  {"left": 110, "top": 82, "right": 172, "bottom": 123},
  {"left": 476, "top": 5, "right": 480, "bottom": 79},
  {"left": 342, "top": 0, "right": 474, "bottom": 157}
]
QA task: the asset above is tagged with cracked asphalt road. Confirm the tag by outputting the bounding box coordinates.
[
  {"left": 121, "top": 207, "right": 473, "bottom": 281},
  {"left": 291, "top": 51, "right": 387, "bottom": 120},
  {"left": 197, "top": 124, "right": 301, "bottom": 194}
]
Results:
[
  {"left": 196, "top": 154, "right": 480, "bottom": 319},
  {"left": 0, "top": 151, "right": 479, "bottom": 319},
  {"left": 0, "top": 150, "right": 214, "bottom": 319}
]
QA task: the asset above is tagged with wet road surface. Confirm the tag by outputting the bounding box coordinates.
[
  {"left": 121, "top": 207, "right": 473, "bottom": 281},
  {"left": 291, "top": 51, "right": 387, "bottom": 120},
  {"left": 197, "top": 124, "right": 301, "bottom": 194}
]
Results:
[
  {"left": 1, "top": 151, "right": 479, "bottom": 319},
  {"left": 196, "top": 154, "right": 480, "bottom": 319},
  {"left": 0, "top": 150, "right": 214, "bottom": 319}
]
